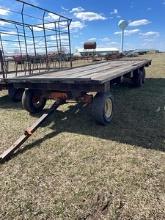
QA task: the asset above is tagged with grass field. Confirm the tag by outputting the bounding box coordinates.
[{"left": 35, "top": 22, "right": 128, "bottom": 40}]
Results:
[{"left": 0, "top": 53, "right": 165, "bottom": 220}]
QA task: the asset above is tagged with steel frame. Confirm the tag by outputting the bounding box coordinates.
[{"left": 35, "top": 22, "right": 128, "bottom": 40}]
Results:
[
  {"left": 0, "top": 0, "right": 72, "bottom": 79},
  {"left": 0, "top": 92, "right": 93, "bottom": 162}
]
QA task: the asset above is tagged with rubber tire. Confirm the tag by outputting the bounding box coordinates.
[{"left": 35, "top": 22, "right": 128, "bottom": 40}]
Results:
[
  {"left": 22, "top": 89, "right": 46, "bottom": 114},
  {"left": 132, "top": 70, "right": 143, "bottom": 87},
  {"left": 142, "top": 69, "right": 146, "bottom": 84},
  {"left": 8, "top": 86, "right": 24, "bottom": 102},
  {"left": 92, "top": 92, "right": 114, "bottom": 125}
]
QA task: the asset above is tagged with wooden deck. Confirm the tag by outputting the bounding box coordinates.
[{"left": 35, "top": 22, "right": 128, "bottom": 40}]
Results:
[{"left": 1, "top": 59, "right": 151, "bottom": 85}]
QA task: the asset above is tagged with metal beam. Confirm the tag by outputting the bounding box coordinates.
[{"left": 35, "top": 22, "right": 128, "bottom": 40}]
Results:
[{"left": 16, "top": 0, "right": 71, "bottom": 22}]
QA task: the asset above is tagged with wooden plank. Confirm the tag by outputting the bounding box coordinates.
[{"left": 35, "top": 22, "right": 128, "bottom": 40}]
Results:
[
  {"left": 28, "top": 60, "right": 138, "bottom": 79},
  {"left": 9, "top": 60, "right": 135, "bottom": 80},
  {"left": 77, "top": 61, "right": 144, "bottom": 79},
  {"left": 60, "top": 63, "right": 124, "bottom": 79},
  {"left": 13, "top": 62, "right": 108, "bottom": 79},
  {"left": 10, "top": 61, "right": 136, "bottom": 81},
  {"left": 5, "top": 59, "right": 151, "bottom": 84},
  {"left": 36, "top": 62, "right": 116, "bottom": 79},
  {"left": 53, "top": 60, "right": 146, "bottom": 83},
  {"left": 92, "top": 60, "right": 150, "bottom": 83},
  {"left": 27, "top": 60, "right": 145, "bottom": 80},
  {"left": 87, "top": 61, "right": 144, "bottom": 79},
  {"left": 25, "top": 64, "right": 108, "bottom": 79},
  {"left": 6, "top": 62, "right": 117, "bottom": 83}
]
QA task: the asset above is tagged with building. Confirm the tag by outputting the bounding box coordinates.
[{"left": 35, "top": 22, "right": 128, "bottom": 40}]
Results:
[{"left": 77, "top": 47, "right": 119, "bottom": 57}]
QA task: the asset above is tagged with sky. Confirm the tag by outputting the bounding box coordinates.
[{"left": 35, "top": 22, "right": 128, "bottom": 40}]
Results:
[{"left": 0, "top": 0, "right": 165, "bottom": 53}]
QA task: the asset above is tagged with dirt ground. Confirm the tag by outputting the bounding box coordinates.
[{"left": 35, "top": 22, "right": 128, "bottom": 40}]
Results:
[{"left": 0, "top": 53, "right": 165, "bottom": 219}]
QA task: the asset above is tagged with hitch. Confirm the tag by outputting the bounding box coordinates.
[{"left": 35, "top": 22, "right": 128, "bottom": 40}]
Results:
[{"left": 0, "top": 99, "right": 64, "bottom": 163}]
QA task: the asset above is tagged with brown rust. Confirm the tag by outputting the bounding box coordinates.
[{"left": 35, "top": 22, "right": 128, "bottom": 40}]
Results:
[
  {"left": 24, "top": 128, "right": 33, "bottom": 136},
  {"left": 84, "top": 41, "right": 97, "bottom": 50},
  {"left": 48, "top": 91, "right": 68, "bottom": 100}
]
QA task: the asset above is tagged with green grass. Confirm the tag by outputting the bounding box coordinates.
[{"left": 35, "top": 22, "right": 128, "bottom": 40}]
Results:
[{"left": 0, "top": 53, "right": 165, "bottom": 219}]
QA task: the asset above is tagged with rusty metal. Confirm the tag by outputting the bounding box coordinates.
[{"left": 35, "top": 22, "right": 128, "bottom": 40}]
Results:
[
  {"left": 0, "top": 0, "right": 72, "bottom": 79},
  {"left": 48, "top": 91, "right": 68, "bottom": 100},
  {"left": 78, "top": 94, "right": 93, "bottom": 104},
  {"left": 83, "top": 41, "right": 97, "bottom": 60},
  {"left": 24, "top": 128, "right": 33, "bottom": 136},
  {"left": 0, "top": 99, "right": 65, "bottom": 163},
  {"left": 84, "top": 41, "right": 97, "bottom": 50}
]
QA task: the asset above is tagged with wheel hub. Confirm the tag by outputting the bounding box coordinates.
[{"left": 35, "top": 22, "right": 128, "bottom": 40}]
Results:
[{"left": 104, "top": 99, "right": 113, "bottom": 118}]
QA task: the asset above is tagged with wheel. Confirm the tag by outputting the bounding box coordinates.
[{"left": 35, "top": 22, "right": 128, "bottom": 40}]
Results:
[
  {"left": 22, "top": 89, "right": 46, "bottom": 114},
  {"left": 142, "top": 69, "right": 146, "bottom": 84},
  {"left": 92, "top": 92, "right": 114, "bottom": 125},
  {"left": 8, "top": 85, "right": 24, "bottom": 102},
  {"left": 132, "top": 69, "right": 144, "bottom": 87}
]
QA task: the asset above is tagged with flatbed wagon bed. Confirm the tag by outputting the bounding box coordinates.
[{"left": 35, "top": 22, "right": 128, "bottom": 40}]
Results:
[
  {"left": 3, "top": 59, "right": 151, "bottom": 85},
  {"left": 1, "top": 58, "right": 152, "bottom": 125},
  {"left": 1, "top": 59, "right": 151, "bottom": 95}
]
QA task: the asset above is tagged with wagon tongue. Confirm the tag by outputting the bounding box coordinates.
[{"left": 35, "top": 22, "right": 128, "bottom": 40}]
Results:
[{"left": 0, "top": 99, "right": 64, "bottom": 163}]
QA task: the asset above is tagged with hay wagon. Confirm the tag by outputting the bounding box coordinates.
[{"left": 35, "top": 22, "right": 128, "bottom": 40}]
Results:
[
  {"left": 6, "top": 59, "right": 151, "bottom": 124},
  {"left": 0, "top": 0, "right": 151, "bottom": 161}
]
